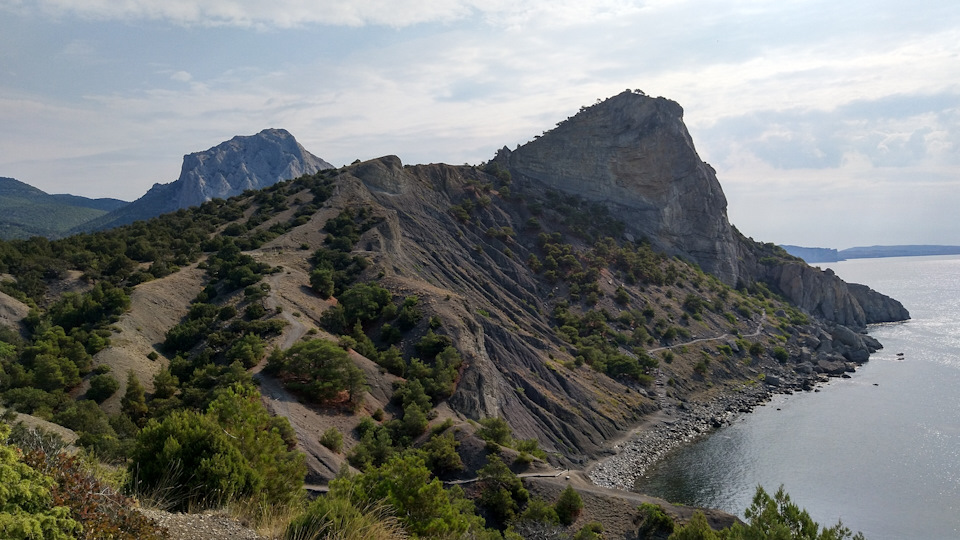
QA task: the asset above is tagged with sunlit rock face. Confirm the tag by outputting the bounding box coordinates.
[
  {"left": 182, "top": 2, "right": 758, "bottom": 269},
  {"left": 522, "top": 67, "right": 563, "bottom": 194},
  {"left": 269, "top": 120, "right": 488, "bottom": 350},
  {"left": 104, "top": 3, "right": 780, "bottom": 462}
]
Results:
[
  {"left": 173, "top": 128, "right": 333, "bottom": 208},
  {"left": 499, "top": 90, "right": 739, "bottom": 285},
  {"left": 86, "top": 128, "right": 332, "bottom": 230}
]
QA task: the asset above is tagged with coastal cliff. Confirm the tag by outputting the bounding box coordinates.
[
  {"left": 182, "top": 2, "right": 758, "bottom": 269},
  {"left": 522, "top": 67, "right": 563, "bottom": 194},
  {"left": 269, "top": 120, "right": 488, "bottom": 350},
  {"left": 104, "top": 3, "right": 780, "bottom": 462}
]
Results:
[
  {"left": 497, "top": 90, "right": 908, "bottom": 331},
  {"left": 497, "top": 91, "right": 739, "bottom": 286}
]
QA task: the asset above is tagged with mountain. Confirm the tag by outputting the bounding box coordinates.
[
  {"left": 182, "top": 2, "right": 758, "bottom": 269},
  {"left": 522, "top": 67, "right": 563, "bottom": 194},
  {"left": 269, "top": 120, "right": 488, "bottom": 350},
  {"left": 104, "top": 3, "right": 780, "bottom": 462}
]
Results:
[
  {"left": 0, "top": 92, "right": 909, "bottom": 537},
  {"left": 0, "top": 177, "right": 127, "bottom": 239},
  {"left": 779, "top": 245, "right": 840, "bottom": 263},
  {"left": 782, "top": 244, "right": 960, "bottom": 263},
  {"left": 498, "top": 91, "right": 906, "bottom": 330},
  {"left": 77, "top": 128, "right": 333, "bottom": 231},
  {"left": 496, "top": 92, "right": 738, "bottom": 285},
  {"left": 841, "top": 244, "right": 960, "bottom": 259}
]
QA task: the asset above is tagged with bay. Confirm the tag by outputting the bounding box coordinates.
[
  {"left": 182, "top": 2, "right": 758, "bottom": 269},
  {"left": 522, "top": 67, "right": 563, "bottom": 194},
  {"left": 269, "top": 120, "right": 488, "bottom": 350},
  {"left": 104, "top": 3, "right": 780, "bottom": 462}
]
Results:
[{"left": 633, "top": 255, "right": 960, "bottom": 539}]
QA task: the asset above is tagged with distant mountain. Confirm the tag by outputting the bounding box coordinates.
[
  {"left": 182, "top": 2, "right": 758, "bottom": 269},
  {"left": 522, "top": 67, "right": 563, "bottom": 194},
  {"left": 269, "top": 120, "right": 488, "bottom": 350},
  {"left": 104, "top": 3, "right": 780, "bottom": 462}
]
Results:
[
  {"left": 0, "top": 177, "right": 127, "bottom": 239},
  {"left": 783, "top": 244, "right": 960, "bottom": 262},
  {"left": 780, "top": 245, "right": 840, "bottom": 263},
  {"left": 77, "top": 128, "right": 333, "bottom": 231},
  {"left": 840, "top": 245, "right": 960, "bottom": 259}
]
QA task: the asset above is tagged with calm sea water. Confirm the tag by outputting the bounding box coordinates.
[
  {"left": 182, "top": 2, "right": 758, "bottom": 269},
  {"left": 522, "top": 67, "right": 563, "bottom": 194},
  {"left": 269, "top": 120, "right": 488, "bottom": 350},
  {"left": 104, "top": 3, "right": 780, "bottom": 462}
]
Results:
[{"left": 633, "top": 255, "right": 960, "bottom": 540}]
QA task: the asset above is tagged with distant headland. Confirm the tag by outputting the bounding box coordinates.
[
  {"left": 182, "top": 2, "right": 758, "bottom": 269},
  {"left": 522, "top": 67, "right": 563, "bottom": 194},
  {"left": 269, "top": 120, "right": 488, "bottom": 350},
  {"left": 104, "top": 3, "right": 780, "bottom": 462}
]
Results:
[{"left": 781, "top": 244, "right": 960, "bottom": 263}]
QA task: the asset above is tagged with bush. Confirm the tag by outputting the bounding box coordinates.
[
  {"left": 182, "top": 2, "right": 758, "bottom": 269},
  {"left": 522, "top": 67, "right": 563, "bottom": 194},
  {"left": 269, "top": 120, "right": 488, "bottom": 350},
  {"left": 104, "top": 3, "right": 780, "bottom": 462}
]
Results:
[
  {"left": 476, "top": 417, "right": 513, "bottom": 447},
  {"left": 336, "top": 452, "right": 485, "bottom": 537},
  {"left": 668, "top": 511, "right": 717, "bottom": 540},
  {"left": 722, "top": 485, "right": 866, "bottom": 540},
  {"left": 309, "top": 268, "right": 335, "bottom": 299},
  {"left": 478, "top": 455, "right": 529, "bottom": 525},
  {"left": 86, "top": 373, "right": 120, "bottom": 403},
  {"left": 0, "top": 422, "right": 81, "bottom": 540},
  {"left": 320, "top": 427, "right": 343, "bottom": 453},
  {"left": 421, "top": 432, "right": 464, "bottom": 476},
  {"left": 24, "top": 449, "right": 167, "bottom": 540},
  {"left": 772, "top": 346, "right": 789, "bottom": 362},
  {"left": 555, "top": 485, "right": 583, "bottom": 526},
  {"left": 128, "top": 384, "right": 305, "bottom": 514},
  {"left": 268, "top": 339, "right": 366, "bottom": 406},
  {"left": 284, "top": 494, "right": 404, "bottom": 540},
  {"left": 639, "top": 502, "right": 675, "bottom": 536},
  {"left": 519, "top": 498, "right": 559, "bottom": 525},
  {"left": 574, "top": 522, "right": 604, "bottom": 540}
]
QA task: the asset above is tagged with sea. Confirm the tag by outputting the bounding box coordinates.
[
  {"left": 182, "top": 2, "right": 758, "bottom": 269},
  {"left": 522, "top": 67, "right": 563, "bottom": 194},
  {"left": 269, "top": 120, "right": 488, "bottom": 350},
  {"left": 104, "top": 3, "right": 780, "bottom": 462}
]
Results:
[{"left": 633, "top": 255, "right": 960, "bottom": 540}]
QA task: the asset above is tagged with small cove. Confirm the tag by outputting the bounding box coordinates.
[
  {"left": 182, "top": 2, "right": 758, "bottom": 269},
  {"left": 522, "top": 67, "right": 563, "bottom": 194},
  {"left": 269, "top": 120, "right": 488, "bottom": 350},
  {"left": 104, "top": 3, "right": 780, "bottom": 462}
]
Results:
[{"left": 632, "top": 255, "right": 960, "bottom": 539}]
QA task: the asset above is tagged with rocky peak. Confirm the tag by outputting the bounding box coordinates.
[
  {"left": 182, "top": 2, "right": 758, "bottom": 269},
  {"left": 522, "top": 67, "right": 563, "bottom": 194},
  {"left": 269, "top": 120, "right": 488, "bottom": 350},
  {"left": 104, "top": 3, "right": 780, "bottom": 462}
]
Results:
[
  {"left": 498, "top": 90, "right": 739, "bottom": 285},
  {"left": 497, "top": 90, "right": 908, "bottom": 328},
  {"left": 78, "top": 129, "right": 333, "bottom": 231},
  {"left": 174, "top": 128, "right": 333, "bottom": 208}
]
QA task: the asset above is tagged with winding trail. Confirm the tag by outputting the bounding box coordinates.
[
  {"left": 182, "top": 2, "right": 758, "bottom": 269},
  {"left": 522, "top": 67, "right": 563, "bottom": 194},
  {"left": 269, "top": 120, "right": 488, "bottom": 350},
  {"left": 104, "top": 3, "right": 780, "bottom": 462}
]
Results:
[
  {"left": 648, "top": 310, "right": 766, "bottom": 353},
  {"left": 305, "top": 468, "right": 572, "bottom": 493}
]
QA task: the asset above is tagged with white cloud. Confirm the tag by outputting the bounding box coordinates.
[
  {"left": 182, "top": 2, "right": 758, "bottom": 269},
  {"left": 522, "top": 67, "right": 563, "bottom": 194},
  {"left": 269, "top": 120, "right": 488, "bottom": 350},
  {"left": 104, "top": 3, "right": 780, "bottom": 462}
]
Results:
[
  {"left": 170, "top": 70, "right": 192, "bottom": 82},
  {"left": 11, "top": 0, "right": 647, "bottom": 28}
]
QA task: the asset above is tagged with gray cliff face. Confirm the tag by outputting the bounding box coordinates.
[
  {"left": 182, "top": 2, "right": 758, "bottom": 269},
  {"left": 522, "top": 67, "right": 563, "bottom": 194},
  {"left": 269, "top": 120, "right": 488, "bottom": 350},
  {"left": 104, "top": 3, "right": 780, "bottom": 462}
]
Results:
[
  {"left": 500, "top": 90, "right": 739, "bottom": 285},
  {"left": 79, "top": 129, "right": 332, "bottom": 231},
  {"left": 499, "top": 90, "right": 908, "bottom": 328},
  {"left": 173, "top": 128, "right": 333, "bottom": 208},
  {"left": 846, "top": 282, "right": 911, "bottom": 323},
  {"left": 738, "top": 238, "right": 909, "bottom": 330}
]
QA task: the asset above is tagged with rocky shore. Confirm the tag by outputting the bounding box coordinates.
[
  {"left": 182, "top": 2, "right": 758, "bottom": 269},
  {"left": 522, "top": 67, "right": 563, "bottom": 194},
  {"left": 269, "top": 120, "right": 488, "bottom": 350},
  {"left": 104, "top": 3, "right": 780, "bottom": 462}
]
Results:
[{"left": 588, "top": 372, "right": 827, "bottom": 491}]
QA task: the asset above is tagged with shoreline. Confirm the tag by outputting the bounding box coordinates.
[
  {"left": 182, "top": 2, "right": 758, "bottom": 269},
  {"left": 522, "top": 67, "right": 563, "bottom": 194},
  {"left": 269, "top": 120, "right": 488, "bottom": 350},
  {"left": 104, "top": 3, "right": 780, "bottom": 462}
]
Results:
[{"left": 586, "top": 372, "right": 824, "bottom": 492}]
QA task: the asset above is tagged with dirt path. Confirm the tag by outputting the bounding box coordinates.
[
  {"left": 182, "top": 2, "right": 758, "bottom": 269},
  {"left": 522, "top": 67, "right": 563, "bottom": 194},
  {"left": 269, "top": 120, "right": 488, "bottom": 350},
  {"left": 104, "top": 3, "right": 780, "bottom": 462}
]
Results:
[{"left": 648, "top": 310, "right": 766, "bottom": 353}]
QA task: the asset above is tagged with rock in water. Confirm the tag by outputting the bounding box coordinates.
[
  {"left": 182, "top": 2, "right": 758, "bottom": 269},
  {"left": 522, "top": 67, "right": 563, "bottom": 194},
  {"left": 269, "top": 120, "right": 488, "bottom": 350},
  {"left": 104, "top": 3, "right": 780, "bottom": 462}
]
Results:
[
  {"left": 78, "top": 129, "right": 333, "bottom": 231},
  {"left": 499, "top": 90, "right": 739, "bottom": 285}
]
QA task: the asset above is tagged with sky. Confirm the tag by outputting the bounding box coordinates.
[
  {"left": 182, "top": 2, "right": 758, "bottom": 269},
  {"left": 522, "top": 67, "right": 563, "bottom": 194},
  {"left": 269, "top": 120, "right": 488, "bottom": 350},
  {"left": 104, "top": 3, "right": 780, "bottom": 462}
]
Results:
[{"left": 1, "top": 0, "right": 958, "bottom": 249}]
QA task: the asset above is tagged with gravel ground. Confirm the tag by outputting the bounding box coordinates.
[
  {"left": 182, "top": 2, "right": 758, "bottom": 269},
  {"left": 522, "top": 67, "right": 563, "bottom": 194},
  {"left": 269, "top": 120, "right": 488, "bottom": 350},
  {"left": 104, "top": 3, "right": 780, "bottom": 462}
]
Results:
[
  {"left": 588, "top": 382, "right": 777, "bottom": 490},
  {"left": 139, "top": 509, "right": 266, "bottom": 540}
]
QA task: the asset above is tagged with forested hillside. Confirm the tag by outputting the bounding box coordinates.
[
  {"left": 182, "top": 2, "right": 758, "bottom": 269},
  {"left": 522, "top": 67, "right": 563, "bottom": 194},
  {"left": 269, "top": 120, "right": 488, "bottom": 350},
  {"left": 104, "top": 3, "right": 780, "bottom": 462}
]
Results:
[{"left": 0, "top": 157, "right": 875, "bottom": 538}]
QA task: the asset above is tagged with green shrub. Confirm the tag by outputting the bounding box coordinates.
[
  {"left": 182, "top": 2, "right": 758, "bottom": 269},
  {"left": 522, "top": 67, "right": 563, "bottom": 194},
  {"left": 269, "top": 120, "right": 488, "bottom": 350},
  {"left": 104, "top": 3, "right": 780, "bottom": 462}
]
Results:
[
  {"left": 86, "top": 373, "right": 120, "bottom": 403},
  {"left": 421, "top": 431, "right": 464, "bottom": 476},
  {"left": 694, "top": 359, "right": 710, "bottom": 375},
  {"left": 320, "top": 427, "right": 344, "bottom": 453},
  {"left": 722, "top": 485, "right": 866, "bottom": 540},
  {"left": 478, "top": 455, "right": 529, "bottom": 525},
  {"left": 555, "top": 485, "right": 583, "bottom": 526},
  {"left": 284, "top": 493, "right": 404, "bottom": 540},
  {"left": 639, "top": 502, "right": 675, "bottom": 535},
  {"left": 267, "top": 339, "right": 366, "bottom": 406},
  {"left": 336, "top": 452, "right": 485, "bottom": 537},
  {"left": 476, "top": 417, "right": 513, "bottom": 447},
  {"left": 772, "top": 346, "right": 789, "bottom": 362},
  {"left": 0, "top": 422, "right": 81, "bottom": 540},
  {"left": 574, "top": 522, "right": 604, "bottom": 540},
  {"left": 668, "top": 511, "right": 718, "bottom": 540},
  {"left": 128, "top": 384, "right": 305, "bottom": 514},
  {"left": 519, "top": 497, "right": 559, "bottom": 525}
]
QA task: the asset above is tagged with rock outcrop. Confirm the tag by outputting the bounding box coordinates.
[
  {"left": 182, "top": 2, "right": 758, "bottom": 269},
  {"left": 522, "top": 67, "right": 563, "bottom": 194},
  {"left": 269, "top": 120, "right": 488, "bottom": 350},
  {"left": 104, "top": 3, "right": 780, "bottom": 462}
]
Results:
[
  {"left": 77, "top": 129, "right": 333, "bottom": 231},
  {"left": 498, "top": 90, "right": 739, "bottom": 285},
  {"left": 497, "top": 90, "right": 909, "bottom": 328},
  {"left": 739, "top": 242, "right": 909, "bottom": 329}
]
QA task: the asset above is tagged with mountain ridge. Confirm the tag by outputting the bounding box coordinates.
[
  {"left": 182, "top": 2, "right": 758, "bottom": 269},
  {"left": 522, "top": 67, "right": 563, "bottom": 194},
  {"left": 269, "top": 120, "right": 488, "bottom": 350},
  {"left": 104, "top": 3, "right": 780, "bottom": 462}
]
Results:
[
  {"left": 74, "top": 128, "right": 333, "bottom": 232},
  {"left": 0, "top": 176, "right": 128, "bottom": 239},
  {"left": 783, "top": 243, "right": 960, "bottom": 263},
  {"left": 0, "top": 92, "right": 909, "bottom": 538}
]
